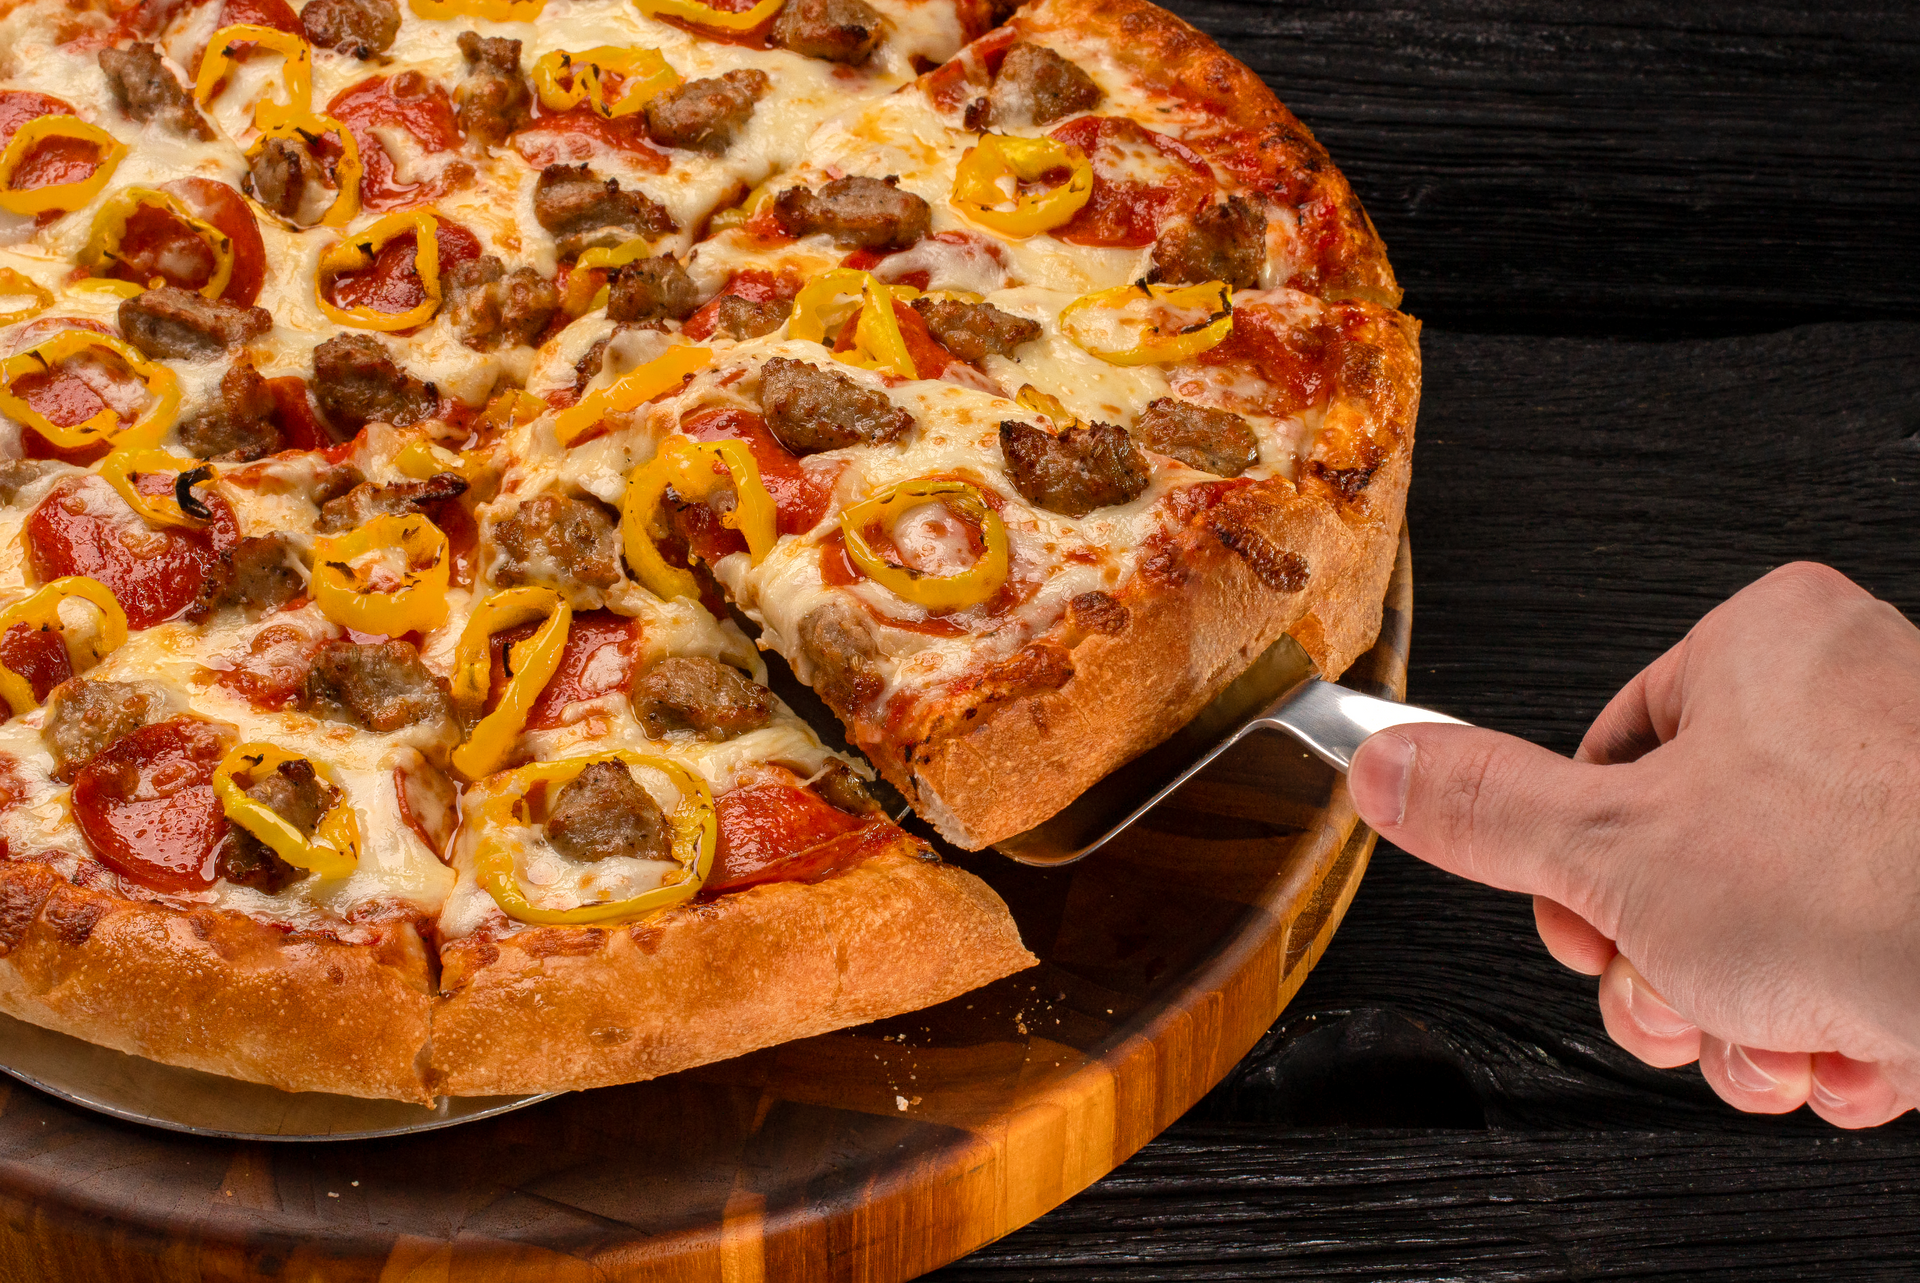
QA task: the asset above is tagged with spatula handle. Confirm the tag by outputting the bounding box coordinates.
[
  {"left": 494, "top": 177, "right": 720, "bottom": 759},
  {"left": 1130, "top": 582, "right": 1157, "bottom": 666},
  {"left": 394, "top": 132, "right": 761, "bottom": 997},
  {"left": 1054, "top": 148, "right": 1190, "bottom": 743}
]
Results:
[{"left": 1257, "top": 678, "right": 1469, "bottom": 772}]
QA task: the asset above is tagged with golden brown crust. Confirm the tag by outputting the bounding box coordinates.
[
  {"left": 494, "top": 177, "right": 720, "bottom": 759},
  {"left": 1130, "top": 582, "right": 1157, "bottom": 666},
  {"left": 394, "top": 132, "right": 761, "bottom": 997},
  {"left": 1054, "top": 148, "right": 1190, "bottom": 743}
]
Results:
[
  {"left": 429, "top": 843, "right": 1034, "bottom": 1095},
  {"left": 0, "top": 862, "right": 438, "bottom": 1103}
]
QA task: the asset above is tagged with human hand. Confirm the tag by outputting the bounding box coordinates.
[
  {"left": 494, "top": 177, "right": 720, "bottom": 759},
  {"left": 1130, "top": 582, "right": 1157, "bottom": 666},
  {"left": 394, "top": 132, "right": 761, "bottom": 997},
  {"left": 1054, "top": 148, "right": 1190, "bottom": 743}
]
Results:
[{"left": 1348, "top": 562, "right": 1920, "bottom": 1127}]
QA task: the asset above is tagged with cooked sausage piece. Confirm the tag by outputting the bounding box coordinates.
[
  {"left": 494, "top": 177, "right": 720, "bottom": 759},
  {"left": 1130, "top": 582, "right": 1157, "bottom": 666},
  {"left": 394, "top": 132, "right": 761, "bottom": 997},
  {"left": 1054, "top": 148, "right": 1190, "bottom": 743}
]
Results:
[
  {"left": 222, "top": 759, "right": 333, "bottom": 893},
  {"left": 712, "top": 294, "right": 790, "bottom": 341},
  {"left": 643, "top": 70, "right": 769, "bottom": 154},
  {"left": 797, "top": 600, "right": 882, "bottom": 716},
  {"left": 1133, "top": 398, "right": 1259, "bottom": 477},
  {"left": 999, "top": 420, "right": 1151, "bottom": 517},
  {"left": 772, "top": 0, "right": 883, "bottom": 63},
  {"left": 98, "top": 44, "right": 212, "bottom": 139},
  {"left": 311, "top": 334, "right": 437, "bottom": 432},
  {"left": 0, "top": 459, "right": 54, "bottom": 505},
  {"left": 532, "top": 163, "right": 677, "bottom": 259},
  {"left": 545, "top": 760, "right": 672, "bottom": 863},
  {"left": 910, "top": 298, "right": 1040, "bottom": 364},
  {"left": 1150, "top": 195, "right": 1268, "bottom": 291},
  {"left": 175, "top": 363, "right": 281, "bottom": 461},
  {"left": 982, "top": 44, "right": 1101, "bottom": 128},
  {"left": 605, "top": 256, "right": 702, "bottom": 324},
  {"left": 772, "top": 175, "right": 929, "bottom": 250},
  {"left": 454, "top": 31, "right": 532, "bottom": 147},
  {"left": 489, "top": 493, "right": 622, "bottom": 590},
  {"left": 631, "top": 656, "right": 774, "bottom": 741},
  {"left": 310, "top": 463, "right": 366, "bottom": 507},
  {"left": 187, "top": 534, "right": 304, "bottom": 622},
  {"left": 304, "top": 640, "right": 452, "bottom": 732},
  {"left": 43, "top": 679, "right": 167, "bottom": 781},
  {"left": 300, "top": 0, "right": 400, "bottom": 57},
  {"left": 314, "top": 472, "right": 467, "bottom": 534},
  {"left": 446, "top": 255, "right": 558, "bottom": 351},
  {"left": 759, "top": 356, "right": 913, "bottom": 454},
  {"left": 119, "top": 286, "right": 272, "bottom": 361},
  {"left": 812, "top": 760, "right": 882, "bottom": 816}
]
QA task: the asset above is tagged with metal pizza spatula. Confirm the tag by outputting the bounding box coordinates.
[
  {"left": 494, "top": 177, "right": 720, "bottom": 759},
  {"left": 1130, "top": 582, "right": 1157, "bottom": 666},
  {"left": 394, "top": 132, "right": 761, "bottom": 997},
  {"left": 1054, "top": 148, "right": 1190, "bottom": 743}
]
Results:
[{"left": 990, "top": 634, "right": 1467, "bottom": 866}]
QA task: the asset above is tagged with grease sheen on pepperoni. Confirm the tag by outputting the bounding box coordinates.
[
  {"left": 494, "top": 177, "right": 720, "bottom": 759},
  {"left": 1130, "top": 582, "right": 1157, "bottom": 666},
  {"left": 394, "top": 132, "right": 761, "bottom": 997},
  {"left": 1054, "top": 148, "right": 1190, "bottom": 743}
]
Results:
[
  {"left": 484, "top": 609, "right": 641, "bottom": 730},
  {"left": 324, "top": 218, "right": 481, "bottom": 321},
  {"left": 0, "top": 622, "right": 71, "bottom": 703},
  {"left": 704, "top": 782, "right": 895, "bottom": 896},
  {"left": 71, "top": 718, "right": 232, "bottom": 893},
  {"left": 108, "top": 178, "right": 269, "bottom": 307},
  {"left": 328, "top": 74, "right": 467, "bottom": 211},
  {"left": 26, "top": 474, "right": 242, "bottom": 629},
  {"left": 1048, "top": 116, "right": 1216, "bottom": 248}
]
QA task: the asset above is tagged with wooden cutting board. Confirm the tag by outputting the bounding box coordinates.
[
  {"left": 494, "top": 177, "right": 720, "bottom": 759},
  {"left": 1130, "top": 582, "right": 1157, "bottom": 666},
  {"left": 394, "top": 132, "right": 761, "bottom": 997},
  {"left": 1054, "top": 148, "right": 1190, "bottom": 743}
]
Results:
[{"left": 0, "top": 532, "right": 1412, "bottom": 1283}]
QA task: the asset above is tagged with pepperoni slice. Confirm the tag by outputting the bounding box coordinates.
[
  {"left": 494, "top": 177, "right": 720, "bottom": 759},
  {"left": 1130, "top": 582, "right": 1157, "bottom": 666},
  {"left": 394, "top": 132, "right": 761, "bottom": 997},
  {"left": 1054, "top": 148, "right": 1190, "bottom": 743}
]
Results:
[
  {"left": 512, "top": 106, "right": 671, "bottom": 172},
  {"left": 0, "top": 91, "right": 75, "bottom": 148},
  {"left": 1190, "top": 300, "right": 1336, "bottom": 417},
  {"left": 323, "top": 217, "right": 481, "bottom": 323},
  {"left": 1048, "top": 116, "right": 1217, "bottom": 249},
  {"left": 705, "top": 781, "right": 896, "bottom": 896},
  {"left": 329, "top": 74, "right": 469, "bottom": 212},
  {"left": 26, "top": 474, "right": 242, "bottom": 630},
  {"left": 680, "top": 269, "right": 796, "bottom": 342},
  {"left": 97, "top": 179, "right": 266, "bottom": 307},
  {"left": 264, "top": 375, "right": 331, "bottom": 450},
  {"left": 0, "top": 90, "right": 109, "bottom": 209},
  {"left": 680, "top": 405, "right": 833, "bottom": 537},
  {"left": 12, "top": 319, "right": 147, "bottom": 465},
  {"left": 218, "top": 0, "right": 299, "bottom": 32},
  {"left": 212, "top": 622, "right": 326, "bottom": 709},
  {"left": 0, "top": 622, "right": 72, "bottom": 704},
  {"left": 484, "top": 609, "right": 642, "bottom": 730},
  {"left": 829, "top": 299, "right": 962, "bottom": 381},
  {"left": 71, "top": 718, "right": 232, "bottom": 893}
]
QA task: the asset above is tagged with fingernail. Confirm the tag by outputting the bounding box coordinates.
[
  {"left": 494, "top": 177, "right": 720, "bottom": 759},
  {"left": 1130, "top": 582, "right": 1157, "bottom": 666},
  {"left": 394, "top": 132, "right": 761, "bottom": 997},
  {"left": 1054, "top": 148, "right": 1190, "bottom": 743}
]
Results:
[
  {"left": 1353, "top": 730, "right": 1413, "bottom": 827},
  {"left": 1810, "top": 1075, "right": 1850, "bottom": 1111},
  {"left": 1726, "top": 1043, "right": 1779, "bottom": 1093},
  {"left": 1623, "top": 972, "right": 1695, "bottom": 1038}
]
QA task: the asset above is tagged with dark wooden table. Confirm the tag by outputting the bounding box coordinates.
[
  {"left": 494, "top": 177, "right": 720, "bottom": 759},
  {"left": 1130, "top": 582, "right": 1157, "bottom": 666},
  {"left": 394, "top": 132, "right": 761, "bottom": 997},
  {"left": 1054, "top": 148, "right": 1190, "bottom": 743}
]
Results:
[{"left": 934, "top": 1, "right": 1920, "bottom": 1277}]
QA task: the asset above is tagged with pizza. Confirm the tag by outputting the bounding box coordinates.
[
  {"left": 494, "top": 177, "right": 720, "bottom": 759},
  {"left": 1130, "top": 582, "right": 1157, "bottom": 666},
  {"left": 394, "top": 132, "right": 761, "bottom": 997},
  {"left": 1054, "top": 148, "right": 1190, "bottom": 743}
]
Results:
[{"left": 0, "top": 0, "right": 1416, "bottom": 1102}]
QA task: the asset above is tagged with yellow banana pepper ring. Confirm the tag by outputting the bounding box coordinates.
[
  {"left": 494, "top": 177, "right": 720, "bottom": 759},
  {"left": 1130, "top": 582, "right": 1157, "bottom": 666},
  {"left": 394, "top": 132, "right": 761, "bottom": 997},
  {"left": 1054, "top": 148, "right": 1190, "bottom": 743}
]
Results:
[
  {"left": 707, "top": 177, "right": 776, "bottom": 233},
  {"left": 193, "top": 24, "right": 314, "bottom": 133},
  {"left": 1015, "top": 383, "right": 1081, "bottom": 431},
  {"left": 532, "top": 47, "right": 680, "bottom": 119},
  {"left": 78, "top": 187, "right": 234, "bottom": 301},
  {"left": 449, "top": 587, "right": 572, "bottom": 781},
  {"left": 840, "top": 477, "right": 1009, "bottom": 611},
  {"left": 212, "top": 743, "right": 360, "bottom": 879},
  {"left": 553, "top": 343, "right": 711, "bottom": 444},
  {"left": 409, "top": 0, "right": 546, "bottom": 21},
  {"left": 0, "top": 577, "right": 128, "bottom": 716},
  {"left": 315, "top": 209, "right": 442, "bottom": 331},
  {"left": 788, "top": 269, "right": 916, "bottom": 379},
  {"left": 566, "top": 235, "right": 658, "bottom": 313},
  {"left": 0, "top": 117, "right": 126, "bottom": 217},
  {"left": 69, "top": 278, "right": 144, "bottom": 299},
  {"left": 0, "top": 330, "right": 180, "bottom": 451},
  {"left": 621, "top": 435, "right": 778, "bottom": 601},
  {"left": 479, "top": 387, "right": 545, "bottom": 432},
  {"left": 471, "top": 751, "right": 716, "bottom": 926},
  {"left": 247, "top": 115, "right": 362, "bottom": 229},
  {"left": 950, "top": 135, "right": 1093, "bottom": 239},
  {"left": 634, "top": 0, "right": 784, "bottom": 33},
  {"left": 98, "top": 448, "right": 210, "bottom": 529},
  {"left": 0, "top": 268, "right": 51, "bottom": 325},
  {"left": 1059, "top": 279, "right": 1234, "bottom": 367},
  {"left": 311, "top": 513, "right": 451, "bottom": 635}
]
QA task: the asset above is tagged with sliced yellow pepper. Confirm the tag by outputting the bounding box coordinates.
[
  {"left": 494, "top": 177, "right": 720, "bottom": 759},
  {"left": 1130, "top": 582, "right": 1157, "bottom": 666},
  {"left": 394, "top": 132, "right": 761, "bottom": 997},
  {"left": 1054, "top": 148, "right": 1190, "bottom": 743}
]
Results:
[
  {"left": 78, "top": 187, "right": 235, "bottom": 301},
  {"left": 950, "top": 135, "right": 1092, "bottom": 239},
  {"left": 553, "top": 343, "right": 711, "bottom": 444},
  {"left": 1059, "top": 280, "right": 1234, "bottom": 367},
  {"left": 0, "top": 577, "right": 127, "bottom": 716},
  {"left": 788, "top": 268, "right": 915, "bottom": 379},
  {"left": 409, "top": 0, "right": 546, "bottom": 21},
  {"left": 0, "top": 117, "right": 126, "bottom": 217},
  {"left": 246, "top": 115, "right": 362, "bottom": 229},
  {"left": 706, "top": 177, "right": 777, "bottom": 233},
  {"left": 68, "top": 278, "right": 144, "bottom": 299},
  {"left": 621, "top": 435, "right": 778, "bottom": 601},
  {"left": 193, "top": 24, "right": 313, "bottom": 133},
  {"left": 479, "top": 388, "right": 545, "bottom": 432},
  {"left": 840, "top": 477, "right": 1009, "bottom": 611},
  {"left": 98, "top": 448, "right": 209, "bottom": 529},
  {"left": 449, "top": 586, "right": 572, "bottom": 781},
  {"left": 0, "top": 330, "right": 180, "bottom": 451},
  {"left": 315, "top": 209, "right": 442, "bottom": 331},
  {"left": 310, "top": 513, "right": 451, "bottom": 635},
  {"left": 634, "top": 0, "right": 784, "bottom": 33},
  {"left": 471, "top": 750, "right": 716, "bottom": 925},
  {"left": 0, "top": 268, "right": 51, "bottom": 325},
  {"left": 212, "top": 743, "right": 359, "bottom": 879},
  {"left": 1015, "top": 383, "right": 1081, "bottom": 431},
  {"left": 532, "top": 47, "right": 680, "bottom": 120},
  {"left": 565, "top": 235, "right": 657, "bottom": 314}
]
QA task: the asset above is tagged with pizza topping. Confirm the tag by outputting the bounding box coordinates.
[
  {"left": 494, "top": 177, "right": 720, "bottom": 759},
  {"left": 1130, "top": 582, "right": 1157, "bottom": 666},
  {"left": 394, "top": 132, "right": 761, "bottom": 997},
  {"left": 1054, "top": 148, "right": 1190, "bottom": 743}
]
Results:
[
  {"left": 317, "top": 209, "right": 467, "bottom": 331},
  {"left": 97, "top": 447, "right": 212, "bottom": 528},
  {"left": 810, "top": 758, "right": 880, "bottom": 815},
  {"left": 1048, "top": 116, "right": 1215, "bottom": 248},
  {"left": 704, "top": 776, "right": 891, "bottom": 895},
  {"left": 680, "top": 405, "right": 830, "bottom": 534},
  {"left": 311, "top": 511, "right": 452, "bottom": 634},
  {"left": 186, "top": 533, "right": 305, "bottom": 621},
  {"left": 908, "top": 297, "right": 1039, "bottom": 364},
  {"left": 840, "top": 476, "right": 1010, "bottom": 610},
  {"left": 975, "top": 43, "right": 1101, "bottom": 130},
  {"left": 634, "top": 0, "right": 782, "bottom": 36},
  {"left": 999, "top": 418, "right": 1150, "bottom": 517},
  {"left": 788, "top": 269, "right": 919, "bottom": 377},
  {"left": 0, "top": 329, "right": 181, "bottom": 453},
  {"left": 70, "top": 717, "right": 232, "bottom": 893},
  {"left": 532, "top": 162, "right": 676, "bottom": 260},
  {"left": 1133, "top": 397, "right": 1257, "bottom": 477},
  {"left": 552, "top": 342, "right": 710, "bottom": 443},
  {"left": 773, "top": 175, "right": 930, "bottom": 250},
  {"left": 1150, "top": 196, "right": 1268, "bottom": 292},
  {"left": 759, "top": 356, "right": 913, "bottom": 454},
  {"left": 218, "top": 772, "right": 312, "bottom": 892},
  {"left": 632, "top": 655, "right": 773, "bottom": 740},
  {"left": 327, "top": 73, "right": 469, "bottom": 211},
  {"left": 303, "top": 637, "right": 452, "bottom": 731},
  {"left": 490, "top": 492, "right": 622, "bottom": 591},
  {"left": 315, "top": 472, "right": 467, "bottom": 535},
  {"left": 213, "top": 743, "right": 359, "bottom": 880},
  {"left": 532, "top": 46, "right": 681, "bottom": 120},
  {"left": 99, "top": 43, "right": 214, "bottom": 140},
  {"left": 118, "top": 285, "right": 273, "bottom": 362},
  {"left": 454, "top": 32, "right": 534, "bottom": 148},
  {"left": 177, "top": 362, "right": 282, "bottom": 460},
  {"left": 440, "top": 256, "right": 558, "bottom": 352},
  {"left": 709, "top": 292, "right": 789, "bottom": 340},
  {"left": 245, "top": 115, "right": 362, "bottom": 229},
  {"left": 0, "top": 270, "right": 50, "bottom": 327},
  {"left": 948, "top": 134, "right": 1094, "bottom": 240},
  {"left": 0, "top": 577, "right": 128, "bottom": 716},
  {"left": 797, "top": 598, "right": 880, "bottom": 715},
  {"left": 1059, "top": 280, "right": 1234, "bottom": 366},
  {"left": 622, "top": 435, "right": 778, "bottom": 598},
  {"left": 43, "top": 678, "right": 167, "bottom": 780},
  {"left": 310, "top": 333, "right": 437, "bottom": 432},
  {"left": 605, "top": 255, "right": 702, "bottom": 324},
  {"left": 545, "top": 759, "right": 672, "bottom": 862},
  {"left": 772, "top": 0, "right": 883, "bottom": 64},
  {"left": 412, "top": 0, "right": 545, "bottom": 22},
  {"left": 77, "top": 187, "right": 237, "bottom": 303},
  {"left": 643, "top": 70, "right": 768, "bottom": 155},
  {"left": 300, "top": 0, "right": 400, "bottom": 58},
  {"left": 26, "top": 477, "right": 240, "bottom": 628},
  {"left": 193, "top": 25, "right": 315, "bottom": 134},
  {"left": 0, "top": 459, "right": 54, "bottom": 504},
  {"left": 0, "top": 116, "right": 127, "bottom": 218},
  {"left": 450, "top": 585, "right": 571, "bottom": 779}
]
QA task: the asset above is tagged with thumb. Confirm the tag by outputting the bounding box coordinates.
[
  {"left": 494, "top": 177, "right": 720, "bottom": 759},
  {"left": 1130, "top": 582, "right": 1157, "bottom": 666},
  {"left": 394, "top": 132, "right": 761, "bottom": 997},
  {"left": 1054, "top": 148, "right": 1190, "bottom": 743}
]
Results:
[{"left": 1348, "top": 722, "right": 1622, "bottom": 904}]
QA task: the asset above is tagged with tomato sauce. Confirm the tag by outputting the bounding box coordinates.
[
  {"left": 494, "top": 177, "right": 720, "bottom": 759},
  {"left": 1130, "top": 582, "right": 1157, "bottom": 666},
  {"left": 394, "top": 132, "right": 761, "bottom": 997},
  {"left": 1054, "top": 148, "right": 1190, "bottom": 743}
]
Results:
[
  {"left": 704, "top": 781, "right": 898, "bottom": 896},
  {"left": 0, "top": 622, "right": 72, "bottom": 703},
  {"left": 329, "top": 74, "right": 469, "bottom": 211},
  {"left": 71, "top": 718, "right": 231, "bottom": 893},
  {"left": 26, "top": 475, "right": 242, "bottom": 630},
  {"left": 1048, "top": 116, "right": 1216, "bottom": 248}
]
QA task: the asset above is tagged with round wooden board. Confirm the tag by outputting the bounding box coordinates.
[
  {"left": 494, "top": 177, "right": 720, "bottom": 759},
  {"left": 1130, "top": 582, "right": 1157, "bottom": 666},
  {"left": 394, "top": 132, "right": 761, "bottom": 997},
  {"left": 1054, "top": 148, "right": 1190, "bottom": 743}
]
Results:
[{"left": 0, "top": 532, "right": 1413, "bottom": 1283}]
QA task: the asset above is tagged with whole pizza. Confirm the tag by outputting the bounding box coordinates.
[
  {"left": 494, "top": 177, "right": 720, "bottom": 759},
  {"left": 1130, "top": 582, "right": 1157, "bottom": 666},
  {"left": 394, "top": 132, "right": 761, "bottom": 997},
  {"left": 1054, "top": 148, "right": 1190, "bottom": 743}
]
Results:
[{"left": 0, "top": 0, "right": 1417, "bottom": 1101}]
